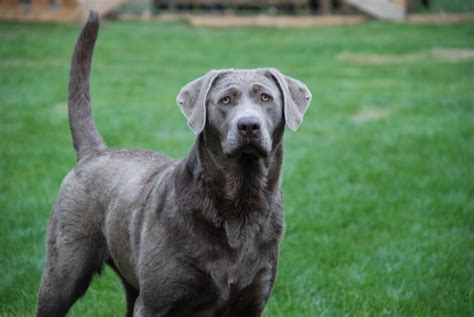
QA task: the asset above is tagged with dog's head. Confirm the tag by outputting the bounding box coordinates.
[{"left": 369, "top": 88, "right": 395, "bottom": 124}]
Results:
[{"left": 177, "top": 69, "right": 311, "bottom": 158}]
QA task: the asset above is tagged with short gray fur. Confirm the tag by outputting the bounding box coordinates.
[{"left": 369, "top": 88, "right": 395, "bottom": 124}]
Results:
[{"left": 36, "top": 11, "right": 312, "bottom": 317}]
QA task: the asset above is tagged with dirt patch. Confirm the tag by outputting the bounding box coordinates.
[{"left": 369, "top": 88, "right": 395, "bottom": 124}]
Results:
[
  {"left": 407, "top": 13, "right": 474, "bottom": 24},
  {"left": 339, "top": 52, "right": 420, "bottom": 64},
  {"left": 352, "top": 107, "right": 392, "bottom": 123},
  {"left": 186, "top": 15, "right": 367, "bottom": 28},
  {"left": 430, "top": 48, "right": 474, "bottom": 62},
  {"left": 338, "top": 48, "right": 474, "bottom": 64},
  {"left": 52, "top": 102, "right": 68, "bottom": 114}
]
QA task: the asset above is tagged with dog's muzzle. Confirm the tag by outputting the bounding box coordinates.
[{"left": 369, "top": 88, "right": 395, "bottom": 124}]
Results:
[{"left": 233, "top": 116, "right": 268, "bottom": 158}]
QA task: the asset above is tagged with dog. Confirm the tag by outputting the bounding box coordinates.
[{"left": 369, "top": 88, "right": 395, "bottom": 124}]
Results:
[{"left": 36, "top": 11, "right": 311, "bottom": 317}]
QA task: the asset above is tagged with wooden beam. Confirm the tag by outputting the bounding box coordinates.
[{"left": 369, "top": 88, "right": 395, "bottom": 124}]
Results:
[
  {"left": 188, "top": 14, "right": 367, "bottom": 28},
  {"left": 2, "top": 0, "right": 20, "bottom": 6},
  {"left": 341, "top": 1, "right": 353, "bottom": 14},
  {"left": 32, "top": 0, "right": 50, "bottom": 7},
  {"left": 58, "top": 0, "right": 77, "bottom": 8}
]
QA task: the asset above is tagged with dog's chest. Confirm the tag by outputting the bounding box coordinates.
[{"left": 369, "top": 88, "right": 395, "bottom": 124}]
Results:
[{"left": 204, "top": 241, "right": 262, "bottom": 304}]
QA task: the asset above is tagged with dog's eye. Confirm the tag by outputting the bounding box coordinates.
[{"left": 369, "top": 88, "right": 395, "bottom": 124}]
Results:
[
  {"left": 261, "top": 93, "right": 271, "bottom": 102},
  {"left": 221, "top": 96, "right": 231, "bottom": 105}
]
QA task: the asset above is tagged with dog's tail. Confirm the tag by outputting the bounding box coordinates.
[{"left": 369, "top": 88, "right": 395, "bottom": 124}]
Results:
[{"left": 68, "top": 11, "right": 107, "bottom": 161}]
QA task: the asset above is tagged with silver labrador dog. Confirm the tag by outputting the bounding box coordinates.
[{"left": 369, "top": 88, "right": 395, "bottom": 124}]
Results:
[{"left": 36, "top": 11, "right": 311, "bottom": 317}]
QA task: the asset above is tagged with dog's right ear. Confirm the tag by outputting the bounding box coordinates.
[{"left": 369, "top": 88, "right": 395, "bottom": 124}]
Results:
[{"left": 176, "top": 71, "right": 221, "bottom": 134}]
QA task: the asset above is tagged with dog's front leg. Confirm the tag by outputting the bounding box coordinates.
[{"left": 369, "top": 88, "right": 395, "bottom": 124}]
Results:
[
  {"left": 133, "top": 295, "right": 145, "bottom": 317},
  {"left": 132, "top": 294, "right": 194, "bottom": 317},
  {"left": 228, "top": 264, "right": 278, "bottom": 317}
]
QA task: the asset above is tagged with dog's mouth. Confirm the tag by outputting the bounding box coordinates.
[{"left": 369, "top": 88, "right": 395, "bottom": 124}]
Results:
[
  {"left": 228, "top": 141, "right": 268, "bottom": 159},
  {"left": 240, "top": 143, "right": 267, "bottom": 156}
]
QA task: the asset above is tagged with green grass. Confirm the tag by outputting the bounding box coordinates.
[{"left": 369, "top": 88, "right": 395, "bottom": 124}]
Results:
[
  {"left": 1, "top": 19, "right": 473, "bottom": 316},
  {"left": 428, "top": 0, "right": 474, "bottom": 13}
]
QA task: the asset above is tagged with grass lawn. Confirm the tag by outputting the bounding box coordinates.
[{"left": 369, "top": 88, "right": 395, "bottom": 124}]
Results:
[
  {"left": 1, "top": 18, "right": 473, "bottom": 316},
  {"left": 428, "top": 0, "right": 474, "bottom": 12}
]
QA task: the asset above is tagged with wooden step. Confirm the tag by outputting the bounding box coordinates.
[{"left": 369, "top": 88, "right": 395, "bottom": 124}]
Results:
[{"left": 345, "top": 0, "right": 405, "bottom": 21}]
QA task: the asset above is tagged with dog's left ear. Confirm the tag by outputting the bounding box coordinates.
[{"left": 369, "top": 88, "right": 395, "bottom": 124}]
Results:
[
  {"left": 265, "top": 68, "right": 312, "bottom": 131},
  {"left": 177, "top": 70, "right": 222, "bottom": 134}
]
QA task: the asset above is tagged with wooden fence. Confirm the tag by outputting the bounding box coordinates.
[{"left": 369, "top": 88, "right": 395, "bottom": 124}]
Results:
[
  {"left": 0, "top": 0, "right": 426, "bottom": 21},
  {"left": 0, "top": 0, "right": 423, "bottom": 14}
]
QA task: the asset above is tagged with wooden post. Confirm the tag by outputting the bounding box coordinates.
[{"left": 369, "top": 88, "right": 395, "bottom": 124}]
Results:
[
  {"left": 320, "top": 0, "right": 331, "bottom": 14},
  {"left": 341, "top": 1, "right": 353, "bottom": 14}
]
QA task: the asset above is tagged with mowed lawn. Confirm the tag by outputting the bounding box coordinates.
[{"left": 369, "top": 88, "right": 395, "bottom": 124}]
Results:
[{"left": 0, "top": 18, "right": 473, "bottom": 316}]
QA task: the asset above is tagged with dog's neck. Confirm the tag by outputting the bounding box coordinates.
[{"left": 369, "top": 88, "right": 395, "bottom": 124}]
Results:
[{"left": 176, "top": 129, "right": 283, "bottom": 248}]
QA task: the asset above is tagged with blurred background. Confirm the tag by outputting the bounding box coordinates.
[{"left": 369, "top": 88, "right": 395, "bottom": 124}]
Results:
[
  {"left": 1, "top": 0, "right": 473, "bottom": 316},
  {"left": 1, "top": 0, "right": 473, "bottom": 22}
]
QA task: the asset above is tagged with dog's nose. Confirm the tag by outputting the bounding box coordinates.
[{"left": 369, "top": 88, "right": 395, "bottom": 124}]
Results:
[{"left": 237, "top": 117, "right": 261, "bottom": 136}]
